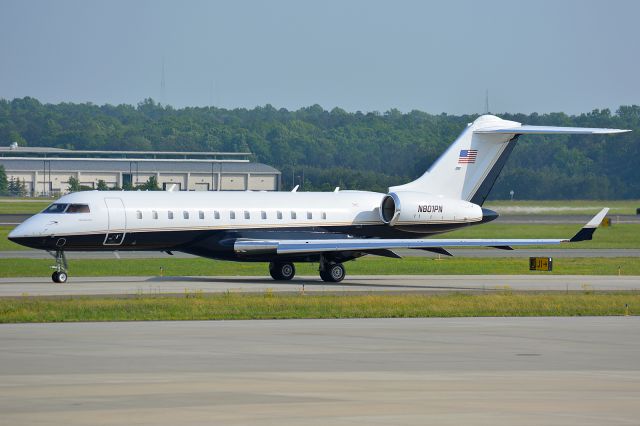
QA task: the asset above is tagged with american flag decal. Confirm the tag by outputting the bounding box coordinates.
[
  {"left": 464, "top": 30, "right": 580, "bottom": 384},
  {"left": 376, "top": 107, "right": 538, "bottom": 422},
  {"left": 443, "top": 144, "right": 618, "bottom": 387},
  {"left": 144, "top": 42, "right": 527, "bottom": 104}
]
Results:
[{"left": 458, "top": 149, "right": 478, "bottom": 164}]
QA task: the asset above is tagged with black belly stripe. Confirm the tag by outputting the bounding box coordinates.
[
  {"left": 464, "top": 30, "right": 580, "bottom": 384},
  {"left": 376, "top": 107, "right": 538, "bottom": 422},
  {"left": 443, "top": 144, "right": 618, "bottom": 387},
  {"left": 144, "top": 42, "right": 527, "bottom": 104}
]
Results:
[{"left": 10, "top": 222, "right": 478, "bottom": 261}]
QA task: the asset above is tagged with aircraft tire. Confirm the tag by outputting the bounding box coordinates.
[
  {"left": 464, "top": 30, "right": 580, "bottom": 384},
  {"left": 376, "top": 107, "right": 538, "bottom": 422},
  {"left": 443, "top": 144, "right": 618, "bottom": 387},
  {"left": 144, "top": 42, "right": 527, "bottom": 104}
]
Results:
[
  {"left": 269, "top": 262, "right": 295, "bottom": 281},
  {"left": 52, "top": 271, "right": 68, "bottom": 283},
  {"left": 320, "top": 263, "right": 345, "bottom": 283}
]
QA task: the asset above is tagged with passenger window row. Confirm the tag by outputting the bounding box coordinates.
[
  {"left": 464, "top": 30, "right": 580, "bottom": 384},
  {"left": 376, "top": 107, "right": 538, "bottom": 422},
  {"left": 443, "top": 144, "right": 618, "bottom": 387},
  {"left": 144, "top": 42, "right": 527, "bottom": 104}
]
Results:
[{"left": 134, "top": 210, "right": 329, "bottom": 221}]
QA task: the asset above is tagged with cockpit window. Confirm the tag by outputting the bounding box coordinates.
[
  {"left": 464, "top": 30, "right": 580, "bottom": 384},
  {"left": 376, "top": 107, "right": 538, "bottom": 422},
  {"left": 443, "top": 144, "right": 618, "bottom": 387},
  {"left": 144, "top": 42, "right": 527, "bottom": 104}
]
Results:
[
  {"left": 66, "top": 204, "right": 91, "bottom": 214},
  {"left": 42, "top": 203, "right": 90, "bottom": 214},
  {"left": 43, "top": 203, "right": 69, "bottom": 214}
]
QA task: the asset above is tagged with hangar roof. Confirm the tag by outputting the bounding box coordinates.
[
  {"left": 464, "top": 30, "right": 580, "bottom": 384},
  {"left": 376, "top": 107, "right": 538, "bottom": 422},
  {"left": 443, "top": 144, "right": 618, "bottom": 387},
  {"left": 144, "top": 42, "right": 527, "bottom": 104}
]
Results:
[
  {"left": 0, "top": 145, "right": 252, "bottom": 161},
  {"left": 0, "top": 158, "right": 280, "bottom": 174}
]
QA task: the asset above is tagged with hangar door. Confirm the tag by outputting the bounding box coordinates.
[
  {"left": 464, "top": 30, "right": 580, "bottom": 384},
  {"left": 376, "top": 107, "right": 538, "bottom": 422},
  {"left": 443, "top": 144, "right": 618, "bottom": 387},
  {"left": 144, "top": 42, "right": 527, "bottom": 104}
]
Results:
[{"left": 104, "top": 198, "right": 127, "bottom": 246}]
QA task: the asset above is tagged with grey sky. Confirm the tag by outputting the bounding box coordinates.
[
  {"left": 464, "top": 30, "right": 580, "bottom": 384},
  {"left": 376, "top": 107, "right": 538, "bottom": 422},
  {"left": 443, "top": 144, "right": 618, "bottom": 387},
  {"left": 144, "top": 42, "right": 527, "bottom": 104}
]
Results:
[{"left": 1, "top": 0, "right": 638, "bottom": 114}]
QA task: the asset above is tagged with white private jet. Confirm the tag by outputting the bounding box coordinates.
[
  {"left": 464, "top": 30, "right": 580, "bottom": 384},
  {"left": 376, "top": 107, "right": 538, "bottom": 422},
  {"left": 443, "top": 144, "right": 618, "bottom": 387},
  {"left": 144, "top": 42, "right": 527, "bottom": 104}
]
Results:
[{"left": 8, "top": 115, "right": 628, "bottom": 283}]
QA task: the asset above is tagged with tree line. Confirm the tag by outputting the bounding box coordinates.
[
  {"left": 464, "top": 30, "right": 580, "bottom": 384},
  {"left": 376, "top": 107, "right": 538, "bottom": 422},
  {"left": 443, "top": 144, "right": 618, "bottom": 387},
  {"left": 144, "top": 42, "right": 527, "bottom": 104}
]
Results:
[{"left": 0, "top": 97, "right": 638, "bottom": 199}]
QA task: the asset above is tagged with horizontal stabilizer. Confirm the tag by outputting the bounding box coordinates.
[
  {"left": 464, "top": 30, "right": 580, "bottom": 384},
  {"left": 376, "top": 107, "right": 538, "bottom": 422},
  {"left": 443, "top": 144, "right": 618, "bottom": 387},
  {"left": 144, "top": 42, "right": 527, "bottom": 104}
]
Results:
[{"left": 475, "top": 125, "right": 630, "bottom": 135}]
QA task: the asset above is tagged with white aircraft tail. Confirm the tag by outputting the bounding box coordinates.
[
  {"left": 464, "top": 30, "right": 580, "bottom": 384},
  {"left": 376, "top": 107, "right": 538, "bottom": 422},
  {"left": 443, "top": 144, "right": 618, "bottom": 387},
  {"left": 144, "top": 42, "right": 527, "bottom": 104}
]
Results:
[{"left": 390, "top": 115, "right": 629, "bottom": 205}]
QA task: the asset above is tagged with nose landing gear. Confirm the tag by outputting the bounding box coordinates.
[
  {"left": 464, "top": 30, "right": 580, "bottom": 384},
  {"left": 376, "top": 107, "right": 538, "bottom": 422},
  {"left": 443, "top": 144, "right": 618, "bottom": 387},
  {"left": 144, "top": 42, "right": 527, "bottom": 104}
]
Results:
[{"left": 49, "top": 250, "right": 68, "bottom": 283}]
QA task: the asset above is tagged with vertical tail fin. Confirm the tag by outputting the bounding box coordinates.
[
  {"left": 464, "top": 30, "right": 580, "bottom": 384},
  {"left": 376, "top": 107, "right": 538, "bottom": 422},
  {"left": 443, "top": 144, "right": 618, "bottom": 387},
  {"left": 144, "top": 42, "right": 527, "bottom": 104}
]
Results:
[
  {"left": 390, "top": 115, "right": 629, "bottom": 205},
  {"left": 390, "top": 115, "right": 521, "bottom": 205}
]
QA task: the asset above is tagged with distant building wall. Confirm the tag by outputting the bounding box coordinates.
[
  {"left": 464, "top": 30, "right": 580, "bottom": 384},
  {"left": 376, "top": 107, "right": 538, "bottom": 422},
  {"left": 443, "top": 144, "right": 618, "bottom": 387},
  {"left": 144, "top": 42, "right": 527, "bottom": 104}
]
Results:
[{"left": 0, "top": 149, "right": 280, "bottom": 196}]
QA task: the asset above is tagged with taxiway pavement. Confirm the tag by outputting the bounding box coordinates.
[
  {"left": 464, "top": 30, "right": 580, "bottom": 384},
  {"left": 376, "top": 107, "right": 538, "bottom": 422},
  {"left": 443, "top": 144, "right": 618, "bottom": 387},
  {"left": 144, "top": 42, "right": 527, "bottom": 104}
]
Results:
[
  {"left": 0, "top": 317, "right": 638, "bottom": 425},
  {"left": 1, "top": 274, "right": 639, "bottom": 297},
  {"left": 1, "top": 248, "right": 638, "bottom": 259}
]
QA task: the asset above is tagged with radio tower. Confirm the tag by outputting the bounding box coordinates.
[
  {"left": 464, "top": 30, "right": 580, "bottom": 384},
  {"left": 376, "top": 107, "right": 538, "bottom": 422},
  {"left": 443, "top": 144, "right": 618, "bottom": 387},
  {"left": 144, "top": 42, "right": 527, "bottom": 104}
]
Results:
[
  {"left": 160, "top": 57, "right": 166, "bottom": 105},
  {"left": 484, "top": 89, "right": 490, "bottom": 114}
]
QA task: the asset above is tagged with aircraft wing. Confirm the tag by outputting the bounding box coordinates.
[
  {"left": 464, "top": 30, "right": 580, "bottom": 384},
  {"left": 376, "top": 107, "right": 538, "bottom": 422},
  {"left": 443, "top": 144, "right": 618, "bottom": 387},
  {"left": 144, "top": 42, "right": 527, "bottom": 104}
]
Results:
[
  {"left": 234, "top": 208, "right": 609, "bottom": 256},
  {"left": 475, "top": 126, "right": 630, "bottom": 135}
]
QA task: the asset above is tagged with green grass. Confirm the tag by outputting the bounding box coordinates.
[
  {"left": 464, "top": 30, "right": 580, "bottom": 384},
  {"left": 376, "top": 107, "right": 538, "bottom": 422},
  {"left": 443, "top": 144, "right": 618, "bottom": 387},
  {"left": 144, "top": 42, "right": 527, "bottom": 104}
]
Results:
[
  {"left": 0, "top": 226, "right": 29, "bottom": 250},
  {"left": 445, "top": 223, "right": 640, "bottom": 249},
  {"left": 0, "top": 257, "right": 637, "bottom": 278},
  {"left": 485, "top": 199, "right": 640, "bottom": 215},
  {"left": 0, "top": 200, "right": 50, "bottom": 214},
  {"left": 0, "top": 293, "right": 637, "bottom": 323}
]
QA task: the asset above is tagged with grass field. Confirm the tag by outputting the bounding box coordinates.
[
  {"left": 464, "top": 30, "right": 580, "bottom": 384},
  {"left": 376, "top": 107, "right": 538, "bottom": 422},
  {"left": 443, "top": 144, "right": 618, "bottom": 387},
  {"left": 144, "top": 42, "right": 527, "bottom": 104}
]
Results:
[
  {"left": 0, "top": 256, "right": 637, "bottom": 278},
  {"left": 485, "top": 199, "right": 640, "bottom": 215},
  {"left": 0, "top": 226, "right": 28, "bottom": 250},
  {"left": 0, "top": 200, "right": 50, "bottom": 214},
  {"left": 445, "top": 223, "right": 640, "bottom": 249},
  {"left": 0, "top": 293, "right": 636, "bottom": 323}
]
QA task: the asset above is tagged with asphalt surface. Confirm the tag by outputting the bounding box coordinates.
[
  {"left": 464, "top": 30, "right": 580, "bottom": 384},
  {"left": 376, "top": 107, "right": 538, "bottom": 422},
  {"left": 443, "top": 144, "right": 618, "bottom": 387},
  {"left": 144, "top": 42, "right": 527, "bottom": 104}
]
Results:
[
  {"left": 0, "top": 214, "right": 30, "bottom": 225},
  {"left": 1, "top": 248, "right": 639, "bottom": 259},
  {"left": 1, "top": 274, "right": 639, "bottom": 297},
  {"left": 1, "top": 317, "right": 638, "bottom": 425}
]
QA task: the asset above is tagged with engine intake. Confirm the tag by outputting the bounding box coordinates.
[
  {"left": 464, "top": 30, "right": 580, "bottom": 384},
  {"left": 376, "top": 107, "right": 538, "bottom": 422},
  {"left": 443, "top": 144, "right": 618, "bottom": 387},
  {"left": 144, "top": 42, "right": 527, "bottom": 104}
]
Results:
[
  {"left": 379, "top": 191, "right": 483, "bottom": 231},
  {"left": 380, "top": 193, "right": 400, "bottom": 224}
]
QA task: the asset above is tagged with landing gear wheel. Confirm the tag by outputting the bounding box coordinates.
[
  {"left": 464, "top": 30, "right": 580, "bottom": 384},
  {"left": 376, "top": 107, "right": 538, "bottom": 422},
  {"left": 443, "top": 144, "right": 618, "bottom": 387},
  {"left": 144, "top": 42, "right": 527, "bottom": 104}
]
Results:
[
  {"left": 320, "top": 263, "right": 345, "bottom": 283},
  {"left": 50, "top": 250, "right": 69, "bottom": 283},
  {"left": 51, "top": 271, "right": 67, "bottom": 283},
  {"left": 269, "top": 262, "right": 296, "bottom": 281}
]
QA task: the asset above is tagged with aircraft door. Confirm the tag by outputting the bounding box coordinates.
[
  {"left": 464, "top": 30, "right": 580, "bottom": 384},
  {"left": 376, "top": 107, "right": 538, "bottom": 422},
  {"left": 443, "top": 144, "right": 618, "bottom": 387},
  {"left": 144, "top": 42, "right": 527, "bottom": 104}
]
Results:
[{"left": 104, "top": 198, "right": 127, "bottom": 246}]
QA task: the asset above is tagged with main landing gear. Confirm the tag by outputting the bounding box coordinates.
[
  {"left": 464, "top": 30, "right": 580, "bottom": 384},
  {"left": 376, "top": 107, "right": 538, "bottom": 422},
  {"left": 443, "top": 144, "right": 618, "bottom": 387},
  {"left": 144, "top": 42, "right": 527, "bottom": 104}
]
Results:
[
  {"left": 50, "top": 250, "right": 68, "bottom": 283},
  {"left": 268, "top": 260, "right": 346, "bottom": 283},
  {"left": 319, "top": 262, "right": 345, "bottom": 283},
  {"left": 269, "top": 261, "right": 296, "bottom": 281}
]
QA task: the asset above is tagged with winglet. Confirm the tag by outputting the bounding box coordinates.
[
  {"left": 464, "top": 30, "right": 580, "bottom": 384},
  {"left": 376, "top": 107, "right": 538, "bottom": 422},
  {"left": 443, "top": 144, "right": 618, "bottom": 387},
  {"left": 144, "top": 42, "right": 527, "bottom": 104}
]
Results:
[
  {"left": 569, "top": 208, "right": 610, "bottom": 242},
  {"left": 291, "top": 185, "right": 299, "bottom": 192}
]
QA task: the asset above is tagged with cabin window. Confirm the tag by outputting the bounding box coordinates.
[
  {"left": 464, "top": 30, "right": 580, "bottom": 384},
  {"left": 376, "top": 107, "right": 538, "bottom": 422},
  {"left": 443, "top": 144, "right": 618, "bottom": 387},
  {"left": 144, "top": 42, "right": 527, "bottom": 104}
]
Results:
[
  {"left": 230, "top": 211, "right": 236, "bottom": 220},
  {"left": 244, "top": 211, "right": 250, "bottom": 220},
  {"left": 136, "top": 211, "right": 142, "bottom": 219},
  {"left": 66, "top": 204, "right": 90, "bottom": 213},
  {"left": 183, "top": 211, "right": 189, "bottom": 219},
  {"left": 277, "top": 211, "right": 283, "bottom": 220},
  {"left": 43, "top": 203, "right": 68, "bottom": 214},
  {"left": 307, "top": 212, "right": 312, "bottom": 220},
  {"left": 261, "top": 211, "right": 267, "bottom": 220},
  {"left": 199, "top": 211, "right": 204, "bottom": 220},
  {"left": 291, "top": 211, "right": 297, "bottom": 220},
  {"left": 152, "top": 211, "right": 158, "bottom": 219},
  {"left": 322, "top": 212, "right": 327, "bottom": 220},
  {"left": 214, "top": 211, "right": 220, "bottom": 220},
  {"left": 168, "top": 211, "right": 174, "bottom": 219}
]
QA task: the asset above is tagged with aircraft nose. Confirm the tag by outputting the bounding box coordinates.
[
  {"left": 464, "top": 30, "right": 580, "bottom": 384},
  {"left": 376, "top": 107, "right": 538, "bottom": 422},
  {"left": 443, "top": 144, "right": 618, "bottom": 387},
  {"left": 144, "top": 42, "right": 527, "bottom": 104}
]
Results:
[
  {"left": 8, "top": 224, "right": 25, "bottom": 241},
  {"left": 8, "top": 223, "right": 33, "bottom": 246},
  {"left": 7, "top": 218, "right": 53, "bottom": 249},
  {"left": 481, "top": 208, "right": 499, "bottom": 223}
]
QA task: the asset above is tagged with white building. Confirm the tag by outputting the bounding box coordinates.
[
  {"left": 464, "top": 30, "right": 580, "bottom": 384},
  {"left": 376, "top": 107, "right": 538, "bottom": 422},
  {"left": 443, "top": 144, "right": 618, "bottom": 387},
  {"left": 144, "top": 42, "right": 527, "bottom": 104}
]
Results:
[{"left": 0, "top": 145, "right": 281, "bottom": 196}]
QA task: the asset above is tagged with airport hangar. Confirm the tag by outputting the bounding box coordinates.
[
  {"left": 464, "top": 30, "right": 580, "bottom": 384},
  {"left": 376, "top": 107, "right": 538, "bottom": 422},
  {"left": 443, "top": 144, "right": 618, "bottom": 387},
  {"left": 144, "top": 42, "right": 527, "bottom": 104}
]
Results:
[{"left": 0, "top": 144, "right": 282, "bottom": 196}]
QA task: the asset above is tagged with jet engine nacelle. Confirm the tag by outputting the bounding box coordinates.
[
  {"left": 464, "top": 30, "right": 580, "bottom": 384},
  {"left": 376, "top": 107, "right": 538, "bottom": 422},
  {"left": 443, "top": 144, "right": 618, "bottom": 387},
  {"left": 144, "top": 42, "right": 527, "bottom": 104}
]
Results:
[{"left": 379, "top": 191, "right": 483, "bottom": 231}]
